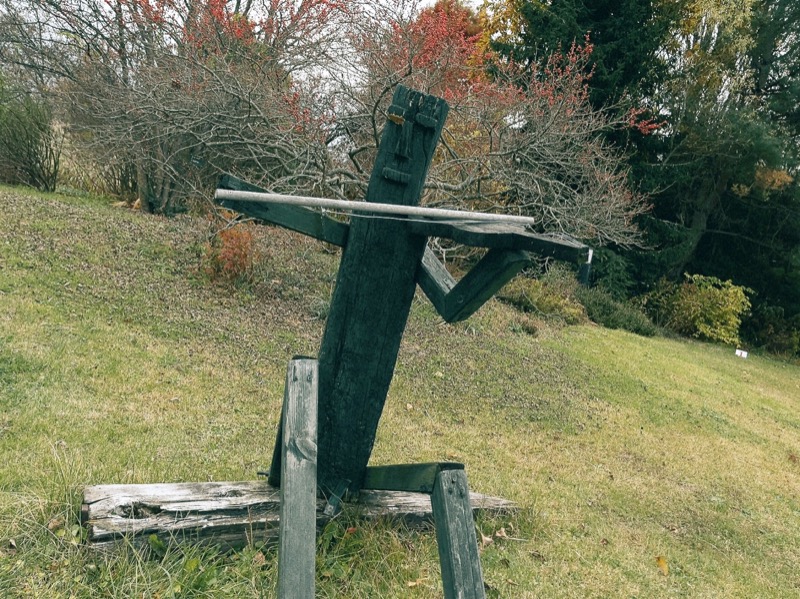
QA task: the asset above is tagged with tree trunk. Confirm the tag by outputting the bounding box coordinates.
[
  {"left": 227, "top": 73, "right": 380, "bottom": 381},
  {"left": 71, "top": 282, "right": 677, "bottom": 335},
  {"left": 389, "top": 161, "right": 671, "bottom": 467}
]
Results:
[{"left": 668, "top": 175, "right": 728, "bottom": 278}]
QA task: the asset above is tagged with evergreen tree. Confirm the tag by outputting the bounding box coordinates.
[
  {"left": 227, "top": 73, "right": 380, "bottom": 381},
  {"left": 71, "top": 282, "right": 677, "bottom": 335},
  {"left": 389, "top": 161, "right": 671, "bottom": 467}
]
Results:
[{"left": 483, "top": 0, "right": 800, "bottom": 352}]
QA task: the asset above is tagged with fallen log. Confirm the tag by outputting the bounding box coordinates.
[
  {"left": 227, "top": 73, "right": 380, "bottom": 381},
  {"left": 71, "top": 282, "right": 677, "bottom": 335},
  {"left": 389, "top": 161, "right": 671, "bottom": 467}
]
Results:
[{"left": 81, "top": 480, "right": 516, "bottom": 552}]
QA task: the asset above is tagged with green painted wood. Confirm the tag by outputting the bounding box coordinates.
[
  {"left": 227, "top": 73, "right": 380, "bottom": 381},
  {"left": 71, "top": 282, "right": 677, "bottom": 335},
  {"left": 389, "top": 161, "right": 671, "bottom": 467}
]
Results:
[
  {"left": 277, "top": 359, "right": 318, "bottom": 599},
  {"left": 417, "top": 248, "right": 532, "bottom": 323},
  {"left": 316, "top": 86, "right": 449, "bottom": 494},
  {"left": 218, "top": 174, "right": 349, "bottom": 247},
  {"left": 443, "top": 248, "right": 532, "bottom": 323},
  {"left": 432, "top": 469, "right": 486, "bottom": 599},
  {"left": 267, "top": 401, "right": 284, "bottom": 488},
  {"left": 417, "top": 246, "right": 457, "bottom": 317},
  {"left": 408, "top": 219, "right": 586, "bottom": 261},
  {"left": 362, "top": 463, "right": 463, "bottom": 493}
]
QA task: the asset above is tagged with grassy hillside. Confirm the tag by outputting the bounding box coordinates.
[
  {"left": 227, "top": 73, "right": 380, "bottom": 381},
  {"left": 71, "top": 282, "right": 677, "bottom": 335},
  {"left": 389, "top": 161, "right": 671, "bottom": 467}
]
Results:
[{"left": 1, "top": 186, "right": 798, "bottom": 598}]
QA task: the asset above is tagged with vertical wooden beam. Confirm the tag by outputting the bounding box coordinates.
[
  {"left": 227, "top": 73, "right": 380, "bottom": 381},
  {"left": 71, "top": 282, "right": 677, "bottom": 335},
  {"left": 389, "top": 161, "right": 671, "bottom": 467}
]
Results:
[
  {"left": 277, "top": 358, "right": 318, "bottom": 599},
  {"left": 432, "top": 469, "right": 486, "bottom": 599},
  {"left": 316, "top": 86, "right": 449, "bottom": 493}
]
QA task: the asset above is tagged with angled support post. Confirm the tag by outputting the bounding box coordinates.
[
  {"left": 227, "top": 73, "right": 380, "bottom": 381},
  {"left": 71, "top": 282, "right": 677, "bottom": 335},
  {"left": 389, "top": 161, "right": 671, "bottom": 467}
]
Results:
[
  {"left": 277, "top": 358, "right": 318, "bottom": 599},
  {"left": 432, "top": 468, "right": 486, "bottom": 599}
]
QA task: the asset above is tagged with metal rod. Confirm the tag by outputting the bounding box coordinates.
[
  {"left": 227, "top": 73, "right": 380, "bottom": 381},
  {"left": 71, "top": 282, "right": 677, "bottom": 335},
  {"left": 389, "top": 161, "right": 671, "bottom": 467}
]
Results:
[{"left": 215, "top": 189, "right": 539, "bottom": 227}]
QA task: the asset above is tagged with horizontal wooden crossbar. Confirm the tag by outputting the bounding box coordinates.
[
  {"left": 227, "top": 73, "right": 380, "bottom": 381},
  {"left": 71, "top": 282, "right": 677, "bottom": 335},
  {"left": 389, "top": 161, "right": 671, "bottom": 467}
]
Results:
[
  {"left": 362, "top": 462, "right": 464, "bottom": 493},
  {"left": 218, "top": 174, "right": 349, "bottom": 246},
  {"left": 215, "top": 188, "right": 542, "bottom": 227}
]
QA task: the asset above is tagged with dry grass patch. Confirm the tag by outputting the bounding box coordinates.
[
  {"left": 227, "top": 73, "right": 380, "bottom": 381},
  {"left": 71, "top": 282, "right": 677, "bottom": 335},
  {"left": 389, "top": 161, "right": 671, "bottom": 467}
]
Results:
[{"left": 1, "top": 186, "right": 798, "bottom": 597}]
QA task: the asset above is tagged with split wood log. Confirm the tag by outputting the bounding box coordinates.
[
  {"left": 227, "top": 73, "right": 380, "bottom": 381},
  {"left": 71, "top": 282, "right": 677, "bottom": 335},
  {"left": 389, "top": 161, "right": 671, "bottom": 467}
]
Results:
[{"left": 81, "top": 481, "right": 515, "bottom": 552}]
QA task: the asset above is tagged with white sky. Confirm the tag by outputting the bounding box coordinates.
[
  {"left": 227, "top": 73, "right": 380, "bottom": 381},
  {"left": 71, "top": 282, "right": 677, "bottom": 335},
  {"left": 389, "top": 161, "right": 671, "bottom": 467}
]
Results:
[{"left": 420, "top": 0, "right": 482, "bottom": 9}]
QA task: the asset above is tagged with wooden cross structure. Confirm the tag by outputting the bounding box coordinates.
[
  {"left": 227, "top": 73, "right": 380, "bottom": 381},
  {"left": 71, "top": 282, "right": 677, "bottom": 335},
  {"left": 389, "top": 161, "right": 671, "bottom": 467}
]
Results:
[
  {"left": 216, "top": 85, "right": 587, "bottom": 597},
  {"left": 80, "top": 85, "right": 587, "bottom": 599}
]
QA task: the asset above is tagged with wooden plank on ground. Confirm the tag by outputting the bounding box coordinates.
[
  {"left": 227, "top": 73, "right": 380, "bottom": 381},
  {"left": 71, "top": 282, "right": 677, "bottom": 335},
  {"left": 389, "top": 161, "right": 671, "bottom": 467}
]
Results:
[
  {"left": 218, "top": 174, "right": 349, "bottom": 247},
  {"left": 81, "top": 481, "right": 515, "bottom": 552},
  {"left": 432, "top": 469, "right": 486, "bottom": 599},
  {"left": 278, "top": 359, "right": 318, "bottom": 599}
]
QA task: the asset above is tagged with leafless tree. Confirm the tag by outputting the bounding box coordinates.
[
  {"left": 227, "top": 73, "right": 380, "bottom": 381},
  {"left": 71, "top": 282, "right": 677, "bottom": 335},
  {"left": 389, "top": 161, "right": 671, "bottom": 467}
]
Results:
[
  {"left": 1, "top": 0, "right": 646, "bottom": 246},
  {"left": 0, "top": 0, "right": 350, "bottom": 212},
  {"left": 325, "top": 0, "right": 648, "bottom": 247}
]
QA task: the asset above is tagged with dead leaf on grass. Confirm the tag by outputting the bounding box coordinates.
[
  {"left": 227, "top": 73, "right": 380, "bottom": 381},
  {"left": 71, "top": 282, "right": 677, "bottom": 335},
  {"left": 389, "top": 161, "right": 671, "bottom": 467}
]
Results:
[
  {"left": 47, "top": 517, "right": 65, "bottom": 532},
  {"left": 251, "top": 551, "right": 266, "bottom": 567},
  {"left": 656, "top": 555, "right": 669, "bottom": 576},
  {"left": 406, "top": 577, "right": 427, "bottom": 588},
  {"left": 479, "top": 532, "right": 493, "bottom": 549}
]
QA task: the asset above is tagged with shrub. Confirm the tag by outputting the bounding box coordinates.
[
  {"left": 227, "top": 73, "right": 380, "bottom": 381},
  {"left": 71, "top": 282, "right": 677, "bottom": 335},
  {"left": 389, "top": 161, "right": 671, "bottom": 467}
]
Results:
[
  {"left": 643, "top": 274, "right": 752, "bottom": 345},
  {"left": 575, "top": 286, "right": 659, "bottom": 337},
  {"left": 499, "top": 264, "right": 587, "bottom": 325},
  {"left": 591, "top": 248, "right": 636, "bottom": 300},
  {"left": 742, "top": 304, "right": 800, "bottom": 357},
  {"left": 201, "top": 221, "right": 257, "bottom": 285},
  {"left": 0, "top": 79, "right": 62, "bottom": 192}
]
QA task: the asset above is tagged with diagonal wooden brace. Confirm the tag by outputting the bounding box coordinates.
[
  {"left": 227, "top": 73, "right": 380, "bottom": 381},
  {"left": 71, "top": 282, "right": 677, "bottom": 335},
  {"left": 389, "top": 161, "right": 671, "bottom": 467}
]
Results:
[{"left": 418, "top": 247, "right": 532, "bottom": 323}]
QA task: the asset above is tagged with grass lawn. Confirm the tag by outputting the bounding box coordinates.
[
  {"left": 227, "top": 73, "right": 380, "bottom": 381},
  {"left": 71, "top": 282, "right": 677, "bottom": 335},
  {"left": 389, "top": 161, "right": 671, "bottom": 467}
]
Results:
[{"left": 1, "top": 186, "right": 798, "bottom": 598}]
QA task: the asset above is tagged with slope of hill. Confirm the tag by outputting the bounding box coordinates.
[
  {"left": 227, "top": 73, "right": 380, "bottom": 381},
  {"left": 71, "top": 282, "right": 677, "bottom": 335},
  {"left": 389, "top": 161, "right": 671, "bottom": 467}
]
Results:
[{"left": 1, "top": 186, "right": 798, "bottom": 598}]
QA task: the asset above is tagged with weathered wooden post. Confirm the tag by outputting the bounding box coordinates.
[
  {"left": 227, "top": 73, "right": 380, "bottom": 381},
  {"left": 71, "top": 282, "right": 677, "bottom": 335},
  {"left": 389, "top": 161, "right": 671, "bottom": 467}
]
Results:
[
  {"left": 315, "top": 87, "right": 448, "bottom": 494},
  {"left": 432, "top": 469, "right": 486, "bottom": 599},
  {"left": 277, "top": 358, "right": 318, "bottom": 599}
]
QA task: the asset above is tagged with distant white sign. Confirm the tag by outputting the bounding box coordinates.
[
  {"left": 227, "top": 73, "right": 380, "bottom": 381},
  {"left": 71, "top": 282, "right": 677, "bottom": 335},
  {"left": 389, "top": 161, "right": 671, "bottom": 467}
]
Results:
[{"left": 735, "top": 349, "right": 749, "bottom": 359}]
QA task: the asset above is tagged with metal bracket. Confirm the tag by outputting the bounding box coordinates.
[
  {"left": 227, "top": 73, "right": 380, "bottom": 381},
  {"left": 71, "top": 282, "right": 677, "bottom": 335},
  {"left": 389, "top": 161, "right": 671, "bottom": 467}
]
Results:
[{"left": 323, "top": 479, "right": 351, "bottom": 517}]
